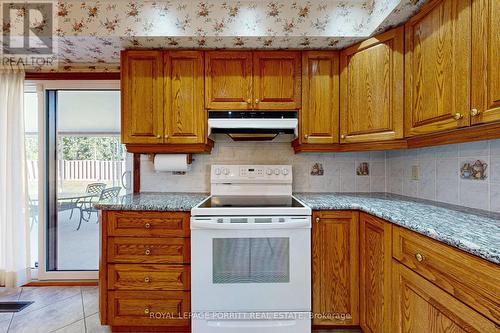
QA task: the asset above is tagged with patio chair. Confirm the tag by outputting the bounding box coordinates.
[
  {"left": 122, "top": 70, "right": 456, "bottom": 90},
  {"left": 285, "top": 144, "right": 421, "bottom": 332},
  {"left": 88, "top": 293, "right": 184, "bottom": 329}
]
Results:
[
  {"left": 72, "top": 182, "right": 106, "bottom": 219},
  {"left": 79, "top": 187, "right": 121, "bottom": 228},
  {"left": 28, "top": 198, "right": 38, "bottom": 231}
]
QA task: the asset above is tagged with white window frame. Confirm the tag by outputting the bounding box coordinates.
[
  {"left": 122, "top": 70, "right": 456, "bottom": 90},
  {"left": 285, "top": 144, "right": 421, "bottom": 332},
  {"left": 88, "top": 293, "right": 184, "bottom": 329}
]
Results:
[{"left": 30, "top": 80, "right": 120, "bottom": 280}]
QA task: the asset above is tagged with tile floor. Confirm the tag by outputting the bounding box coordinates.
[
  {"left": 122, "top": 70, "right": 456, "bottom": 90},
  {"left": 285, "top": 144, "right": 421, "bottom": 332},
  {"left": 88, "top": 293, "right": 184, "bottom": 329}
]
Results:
[{"left": 0, "top": 286, "right": 361, "bottom": 333}]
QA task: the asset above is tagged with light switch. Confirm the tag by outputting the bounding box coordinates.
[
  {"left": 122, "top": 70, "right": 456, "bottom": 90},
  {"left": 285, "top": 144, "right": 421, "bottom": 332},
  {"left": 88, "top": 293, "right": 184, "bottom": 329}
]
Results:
[{"left": 411, "top": 165, "right": 420, "bottom": 181}]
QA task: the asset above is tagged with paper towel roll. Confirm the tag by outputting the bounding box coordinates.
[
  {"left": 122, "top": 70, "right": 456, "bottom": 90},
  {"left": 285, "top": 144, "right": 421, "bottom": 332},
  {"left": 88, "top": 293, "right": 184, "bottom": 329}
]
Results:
[{"left": 154, "top": 154, "right": 190, "bottom": 172}]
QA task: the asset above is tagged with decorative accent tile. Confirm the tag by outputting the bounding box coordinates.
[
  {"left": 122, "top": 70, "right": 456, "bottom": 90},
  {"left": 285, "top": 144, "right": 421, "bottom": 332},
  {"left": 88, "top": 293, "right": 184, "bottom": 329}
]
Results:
[
  {"left": 460, "top": 160, "right": 488, "bottom": 180},
  {"left": 356, "top": 162, "right": 369, "bottom": 176},
  {"left": 310, "top": 163, "right": 324, "bottom": 176}
]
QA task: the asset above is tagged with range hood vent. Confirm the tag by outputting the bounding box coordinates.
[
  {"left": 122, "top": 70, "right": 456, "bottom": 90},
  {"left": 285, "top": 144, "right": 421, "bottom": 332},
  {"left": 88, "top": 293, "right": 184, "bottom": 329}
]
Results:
[{"left": 208, "top": 111, "right": 298, "bottom": 142}]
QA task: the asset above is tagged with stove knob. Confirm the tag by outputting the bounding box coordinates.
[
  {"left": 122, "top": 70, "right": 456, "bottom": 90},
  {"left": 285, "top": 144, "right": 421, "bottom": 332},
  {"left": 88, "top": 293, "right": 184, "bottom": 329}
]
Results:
[
  {"left": 266, "top": 168, "right": 273, "bottom": 175},
  {"left": 215, "top": 168, "right": 221, "bottom": 175},
  {"left": 282, "top": 168, "right": 289, "bottom": 175},
  {"left": 274, "top": 168, "right": 280, "bottom": 175},
  {"left": 223, "top": 168, "right": 230, "bottom": 175}
]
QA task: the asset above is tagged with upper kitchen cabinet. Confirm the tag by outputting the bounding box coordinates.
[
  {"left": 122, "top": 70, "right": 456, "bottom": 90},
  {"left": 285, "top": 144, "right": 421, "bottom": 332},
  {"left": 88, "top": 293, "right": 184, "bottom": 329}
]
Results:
[
  {"left": 253, "top": 51, "right": 301, "bottom": 110},
  {"left": 404, "top": 0, "right": 471, "bottom": 136},
  {"left": 205, "top": 50, "right": 301, "bottom": 110},
  {"left": 121, "top": 50, "right": 164, "bottom": 144},
  {"left": 300, "top": 51, "right": 340, "bottom": 144},
  {"left": 164, "top": 51, "right": 205, "bottom": 144},
  {"left": 205, "top": 51, "right": 253, "bottom": 110},
  {"left": 471, "top": 0, "right": 500, "bottom": 125},
  {"left": 340, "top": 27, "right": 404, "bottom": 143},
  {"left": 122, "top": 50, "right": 212, "bottom": 152}
]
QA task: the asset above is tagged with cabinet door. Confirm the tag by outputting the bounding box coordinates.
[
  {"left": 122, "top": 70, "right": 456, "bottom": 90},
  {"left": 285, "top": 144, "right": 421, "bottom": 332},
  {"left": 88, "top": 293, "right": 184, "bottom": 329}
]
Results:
[
  {"left": 253, "top": 51, "right": 301, "bottom": 110},
  {"left": 164, "top": 51, "right": 206, "bottom": 144},
  {"left": 404, "top": 0, "right": 471, "bottom": 136},
  {"left": 121, "top": 50, "right": 163, "bottom": 144},
  {"left": 471, "top": 0, "right": 500, "bottom": 125},
  {"left": 312, "top": 211, "right": 359, "bottom": 326},
  {"left": 360, "top": 214, "right": 392, "bottom": 333},
  {"left": 392, "top": 262, "right": 497, "bottom": 333},
  {"left": 205, "top": 51, "right": 253, "bottom": 110},
  {"left": 340, "top": 27, "right": 404, "bottom": 143},
  {"left": 301, "top": 51, "right": 339, "bottom": 144}
]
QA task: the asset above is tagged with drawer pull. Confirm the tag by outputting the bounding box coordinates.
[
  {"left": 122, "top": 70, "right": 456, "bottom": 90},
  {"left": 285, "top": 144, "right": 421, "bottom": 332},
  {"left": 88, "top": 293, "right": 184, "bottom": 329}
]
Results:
[
  {"left": 315, "top": 217, "right": 320, "bottom": 223},
  {"left": 144, "top": 276, "right": 151, "bottom": 283},
  {"left": 415, "top": 253, "right": 424, "bottom": 262},
  {"left": 144, "top": 308, "right": 150, "bottom": 315},
  {"left": 145, "top": 249, "right": 151, "bottom": 256},
  {"left": 144, "top": 222, "right": 151, "bottom": 229}
]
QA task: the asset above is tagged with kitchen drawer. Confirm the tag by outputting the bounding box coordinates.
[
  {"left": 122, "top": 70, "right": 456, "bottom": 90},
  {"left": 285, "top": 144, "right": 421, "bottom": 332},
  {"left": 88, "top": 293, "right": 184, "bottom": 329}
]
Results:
[
  {"left": 107, "top": 211, "right": 189, "bottom": 237},
  {"left": 108, "top": 290, "right": 190, "bottom": 327},
  {"left": 108, "top": 264, "right": 190, "bottom": 291},
  {"left": 393, "top": 226, "right": 500, "bottom": 324},
  {"left": 108, "top": 237, "right": 190, "bottom": 264}
]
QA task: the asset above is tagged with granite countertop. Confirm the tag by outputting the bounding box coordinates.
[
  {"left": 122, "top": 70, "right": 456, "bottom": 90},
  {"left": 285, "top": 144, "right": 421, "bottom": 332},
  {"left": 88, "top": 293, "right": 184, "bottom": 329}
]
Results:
[
  {"left": 294, "top": 193, "right": 500, "bottom": 265},
  {"left": 94, "top": 192, "right": 208, "bottom": 212}
]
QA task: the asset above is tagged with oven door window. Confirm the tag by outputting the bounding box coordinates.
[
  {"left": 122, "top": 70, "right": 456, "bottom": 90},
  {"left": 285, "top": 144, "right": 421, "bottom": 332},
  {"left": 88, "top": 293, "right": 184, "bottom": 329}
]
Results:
[{"left": 213, "top": 238, "right": 290, "bottom": 284}]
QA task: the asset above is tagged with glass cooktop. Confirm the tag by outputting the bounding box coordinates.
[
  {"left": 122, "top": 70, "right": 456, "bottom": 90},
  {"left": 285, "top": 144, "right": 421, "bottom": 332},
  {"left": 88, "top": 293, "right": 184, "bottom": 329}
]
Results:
[{"left": 199, "top": 196, "right": 305, "bottom": 208}]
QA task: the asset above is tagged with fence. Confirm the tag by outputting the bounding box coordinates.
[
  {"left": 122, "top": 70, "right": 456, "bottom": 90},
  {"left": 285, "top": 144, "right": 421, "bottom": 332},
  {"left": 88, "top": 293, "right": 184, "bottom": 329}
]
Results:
[{"left": 27, "top": 160, "right": 126, "bottom": 182}]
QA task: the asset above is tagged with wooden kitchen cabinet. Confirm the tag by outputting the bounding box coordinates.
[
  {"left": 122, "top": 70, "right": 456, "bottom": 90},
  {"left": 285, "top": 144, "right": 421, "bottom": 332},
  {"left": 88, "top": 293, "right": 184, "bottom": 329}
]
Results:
[
  {"left": 392, "top": 262, "right": 497, "bottom": 333},
  {"left": 312, "top": 211, "right": 359, "bottom": 326},
  {"left": 300, "top": 51, "right": 340, "bottom": 144},
  {"left": 164, "top": 51, "right": 206, "bottom": 144},
  {"left": 340, "top": 27, "right": 404, "bottom": 143},
  {"left": 121, "top": 50, "right": 164, "bottom": 144},
  {"left": 204, "top": 50, "right": 301, "bottom": 110},
  {"left": 253, "top": 51, "right": 301, "bottom": 110},
  {"left": 204, "top": 51, "right": 253, "bottom": 110},
  {"left": 359, "top": 213, "right": 392, "bottom": 333},
  {"left": 122, "top": 50, "right": 211, "bottom": 153},
  {"left": 404, "top": 0, "right": 471, "bottom": 136},
  {"left": 471, "top": 0, "right": 500, "bottom": 125}
]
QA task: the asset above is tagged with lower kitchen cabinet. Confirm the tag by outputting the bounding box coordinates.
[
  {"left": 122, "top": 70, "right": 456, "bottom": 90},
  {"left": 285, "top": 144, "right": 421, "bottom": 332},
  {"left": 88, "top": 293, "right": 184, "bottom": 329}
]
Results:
[
  {"left": 312, "top": 211, "right": 359, "bottom": 326},
  {"left": 359, "top": 213, "right": 392, "bottom": 333},
  {"left": 392, "top": 261, "right": 497, "bottom": 333}
]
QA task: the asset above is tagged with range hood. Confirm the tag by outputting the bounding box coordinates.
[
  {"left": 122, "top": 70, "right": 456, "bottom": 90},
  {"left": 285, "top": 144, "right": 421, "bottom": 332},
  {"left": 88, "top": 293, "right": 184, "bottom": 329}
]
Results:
[{"left": 208, "top": 111, "right": 298, "bottom": 142}]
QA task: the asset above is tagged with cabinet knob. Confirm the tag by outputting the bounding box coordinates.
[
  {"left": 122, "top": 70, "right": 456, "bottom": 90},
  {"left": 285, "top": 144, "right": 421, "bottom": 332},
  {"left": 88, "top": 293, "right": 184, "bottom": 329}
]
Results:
[
  {"left": 315, "top": 217, "right": 320, "bottom": 223},
  {"left": 144, "top": 222, "right": 151, "bottom": 229},
  {"left": 164, "top": 134, "right": 169, "bottom": 139},
  {"left": 144, "top": 276, "right": 151, "bottom": 283},
  {"left": 340, "top": 134, "right": 346, "bottom": 139},
  {"left": 247, "top": 99, "right": 251, "bottom": 104},
  {"left": 304, "top": 134, "right": 308, "bottom": 139},
  {"left": 144, "top": 308, "right": 150, "bottom": 315},
  {"left": 454, "top": 113, "right": 463, "bottom": 120},
  {"left": 471, "top": 108, "right": 480, "bottom": 117},
  {"left": 255, "top": 99, "right": 260, "bottom": 104},
  {"left": 145, "top": 249, "right": 151, "bottom": 256},
  {"left": 415, "top": 253, "right": 424, "bottom": 262},
  {"left": 156, "top": 135, "right": 161, "bottom": 139}
]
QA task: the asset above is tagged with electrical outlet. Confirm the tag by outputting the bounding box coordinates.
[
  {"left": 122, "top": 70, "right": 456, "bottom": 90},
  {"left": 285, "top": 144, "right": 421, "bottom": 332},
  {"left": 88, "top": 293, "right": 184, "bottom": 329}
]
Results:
[{"left": 411, "top": 165, "right": 420, "bottom": 181}]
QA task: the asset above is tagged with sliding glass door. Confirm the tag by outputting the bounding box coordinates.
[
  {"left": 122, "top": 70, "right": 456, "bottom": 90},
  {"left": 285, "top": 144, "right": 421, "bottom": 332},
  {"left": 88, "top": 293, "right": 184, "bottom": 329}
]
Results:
[{"left": 38, "top": 82, "right": 132, "bottom": 279}]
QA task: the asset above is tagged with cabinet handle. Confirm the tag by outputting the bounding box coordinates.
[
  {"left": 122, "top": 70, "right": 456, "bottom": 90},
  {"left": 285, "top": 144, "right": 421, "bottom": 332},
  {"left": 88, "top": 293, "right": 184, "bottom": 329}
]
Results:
[
  {"left": 246, "top": 99, "right": 251, "bottom": 104},
  {"left": 415, "top": 253, "right": 424, "bottom": 262},
  {"left": 156, "top": 135, "right": 161, "bottom": 139},
  {"left": 471, "top": 108, "right": 480, "bottom": 117},
  {"left": 454, "top": 113, "right": 463, "bottom": 120},
  {"left": 164, "top": 134, "right": 169, "bottom": 139},
  {"left": 144, "top": 308, "right": 150, "bottom": 315},
  {"left": 144, "top": 222, "right": 151, "bottom": 229},
  {"left": 145, "top": 249, "right": 151, "bottom": 256},
  {"left": 304, "top": 134, "right": 308, "bottom": 139},
  {"left": 144, "top": 276, "right": 151, "bottom": 283},
  {"left": 255, "top": 99, "right": 260, "bottom": 104},
  {"left": 340, "top": 134, "right": 346, "bottom": 139},
  {"left": 315, "top": 217, "right": 320, "bottom": 223}
]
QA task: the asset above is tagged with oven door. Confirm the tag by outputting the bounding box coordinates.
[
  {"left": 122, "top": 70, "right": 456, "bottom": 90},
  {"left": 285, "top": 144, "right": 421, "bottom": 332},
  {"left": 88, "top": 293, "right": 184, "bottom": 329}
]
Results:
[{"left": 190, "top": 216, "right": 311, "bottom": 312}]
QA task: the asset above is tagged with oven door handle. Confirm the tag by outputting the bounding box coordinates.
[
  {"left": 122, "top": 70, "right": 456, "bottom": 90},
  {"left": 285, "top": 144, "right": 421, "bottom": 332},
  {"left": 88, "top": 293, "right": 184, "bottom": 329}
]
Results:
[{"left": 191, "top": 220, "right": 311, "bottom": 229}]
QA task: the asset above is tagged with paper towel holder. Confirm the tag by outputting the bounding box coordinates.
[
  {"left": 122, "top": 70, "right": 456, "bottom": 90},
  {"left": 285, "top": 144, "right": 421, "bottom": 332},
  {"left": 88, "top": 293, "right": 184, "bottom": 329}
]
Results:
[{"left": 147, "top": 153, "right": 193, "bottom": 164}]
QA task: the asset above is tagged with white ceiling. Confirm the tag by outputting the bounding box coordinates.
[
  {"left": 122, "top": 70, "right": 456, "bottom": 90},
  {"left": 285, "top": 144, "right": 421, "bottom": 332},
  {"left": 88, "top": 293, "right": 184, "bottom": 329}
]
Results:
[{"left": 1, "top": 0, "right": 426, "bottom": 71}]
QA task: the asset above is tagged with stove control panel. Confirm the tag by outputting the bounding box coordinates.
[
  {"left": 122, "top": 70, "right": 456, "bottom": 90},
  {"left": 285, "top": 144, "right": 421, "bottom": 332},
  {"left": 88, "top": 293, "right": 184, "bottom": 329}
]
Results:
[{"left": 211, "top": 165, "right": 292, "bottom": 182}]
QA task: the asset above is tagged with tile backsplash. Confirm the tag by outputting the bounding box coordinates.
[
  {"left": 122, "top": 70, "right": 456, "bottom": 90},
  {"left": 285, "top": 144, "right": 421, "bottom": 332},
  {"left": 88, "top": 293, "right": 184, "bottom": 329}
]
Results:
[
  {"left": 141, "top": 141, "right": 386, "bottom": 193},
  {"left": 386, "top": 139, "right": 500, "bottom": 213},
  {"left": 140, "top": 138, "right": 500, "bottom": 213}
]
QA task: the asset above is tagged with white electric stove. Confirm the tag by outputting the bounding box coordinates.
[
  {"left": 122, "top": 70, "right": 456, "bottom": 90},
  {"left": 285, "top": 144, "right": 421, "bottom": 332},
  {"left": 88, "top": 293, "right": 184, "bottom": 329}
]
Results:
[{"left": 190, "top": 165, "right": 312, "bottom": 333}]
